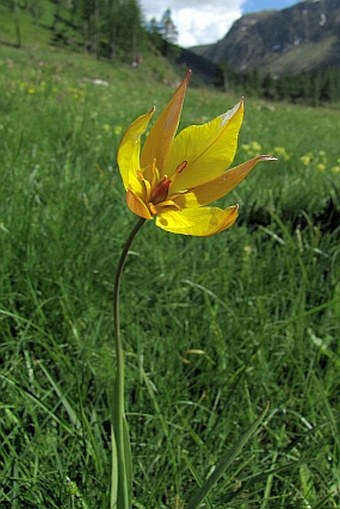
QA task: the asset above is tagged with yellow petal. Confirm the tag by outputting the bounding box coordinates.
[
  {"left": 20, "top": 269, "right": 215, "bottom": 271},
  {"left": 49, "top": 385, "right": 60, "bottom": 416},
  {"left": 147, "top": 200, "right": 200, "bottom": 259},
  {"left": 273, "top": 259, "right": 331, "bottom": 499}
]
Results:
[
  {"left": 169, "top": 190, "right": 199, "bottom": 210},
  {"left": 141, "top": 70, "right": 192, "bottom": 173},
  {"left": 155, "top": 205, "right": 239, "bottom": 236},
  {"left": 166, "top": 100, "right": 244, "bottom": 193},
  {"left": 192, "top": 155, "right": 277, "bottom": 206},
  {"left": 117, "top": 108, "right": 155, "bottom": 190},
  {"left": 126, "top": 189, "right": 153, "bottom": 219}
]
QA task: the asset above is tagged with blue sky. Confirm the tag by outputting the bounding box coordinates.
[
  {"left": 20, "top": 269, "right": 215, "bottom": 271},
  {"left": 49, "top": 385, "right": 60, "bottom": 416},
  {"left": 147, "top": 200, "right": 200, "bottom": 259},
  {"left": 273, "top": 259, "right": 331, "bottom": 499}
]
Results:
[
  {"left": 243, "top": 0, "right": 298, "bottom": 12},
  {"left": 140, "top": 0, "right": 300, "bottom": 47}
]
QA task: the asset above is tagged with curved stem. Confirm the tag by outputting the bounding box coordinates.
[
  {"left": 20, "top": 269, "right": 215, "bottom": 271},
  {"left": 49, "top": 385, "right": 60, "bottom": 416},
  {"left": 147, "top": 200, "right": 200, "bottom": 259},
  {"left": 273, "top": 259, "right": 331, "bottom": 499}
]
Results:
[
  {"left": 111, "top": 217, "right": 145, "bottom": 509},
  {"left": 113, "top": 216, "right": 145, "bottom": 394}
]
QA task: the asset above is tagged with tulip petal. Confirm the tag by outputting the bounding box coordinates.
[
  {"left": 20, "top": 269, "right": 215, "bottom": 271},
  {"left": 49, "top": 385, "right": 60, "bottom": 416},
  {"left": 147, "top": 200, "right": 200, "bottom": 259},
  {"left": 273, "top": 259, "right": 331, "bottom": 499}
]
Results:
[
  {"left": 192, "top": 155, "right": 277, "bottom": 206},
  {"left": 126, "top": 189, "right": 153, "bottom": 220},
  {"left": 167, "top": 100, "right": 244, "bottom": 193},
  {"left": 141, "top": 70, "right": 192, "bottom": 173},
  {"left": 155, "top": 205, "right": 239, "bottom": 236},
  {"left": 117, "top": 108, "right": 155, "bottom": 190},
  {"left": 170, "top": 190, "right": 199, "bottom": 210}
]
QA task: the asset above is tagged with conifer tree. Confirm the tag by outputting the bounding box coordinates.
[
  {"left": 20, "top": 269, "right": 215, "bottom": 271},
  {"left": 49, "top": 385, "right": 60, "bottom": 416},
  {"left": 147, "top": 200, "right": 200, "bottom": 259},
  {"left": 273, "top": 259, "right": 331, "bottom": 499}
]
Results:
[{"left": 160, "top": 8, "right": 178, "bottom": 44}]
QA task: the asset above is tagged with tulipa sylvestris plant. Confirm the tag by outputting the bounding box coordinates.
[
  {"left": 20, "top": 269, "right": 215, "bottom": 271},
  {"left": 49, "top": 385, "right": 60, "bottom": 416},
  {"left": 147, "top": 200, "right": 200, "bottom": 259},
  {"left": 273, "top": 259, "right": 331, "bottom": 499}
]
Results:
[{"left": 111, "top": 70, "right": 276, "bottom": 509}]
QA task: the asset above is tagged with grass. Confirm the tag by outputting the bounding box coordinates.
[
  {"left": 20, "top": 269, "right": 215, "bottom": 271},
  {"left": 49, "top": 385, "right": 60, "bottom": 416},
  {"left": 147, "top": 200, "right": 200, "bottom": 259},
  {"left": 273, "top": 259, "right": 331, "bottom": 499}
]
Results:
[{"left": 0, "top": 33, "right": 339, "bottom": 509}]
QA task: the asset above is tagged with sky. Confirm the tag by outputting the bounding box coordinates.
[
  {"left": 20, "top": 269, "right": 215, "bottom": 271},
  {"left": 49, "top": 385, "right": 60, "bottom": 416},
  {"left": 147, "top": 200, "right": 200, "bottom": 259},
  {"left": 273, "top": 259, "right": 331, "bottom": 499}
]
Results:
[{"left": 140, "top": 0, "right": 300, "bottom": 47}]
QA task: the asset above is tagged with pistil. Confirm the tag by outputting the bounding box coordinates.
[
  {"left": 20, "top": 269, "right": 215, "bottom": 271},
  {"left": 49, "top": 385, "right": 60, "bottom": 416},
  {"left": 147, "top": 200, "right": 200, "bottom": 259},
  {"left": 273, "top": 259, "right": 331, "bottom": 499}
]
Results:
[{"left": 150, "top": 176, "right": 172, "bottom": 205}]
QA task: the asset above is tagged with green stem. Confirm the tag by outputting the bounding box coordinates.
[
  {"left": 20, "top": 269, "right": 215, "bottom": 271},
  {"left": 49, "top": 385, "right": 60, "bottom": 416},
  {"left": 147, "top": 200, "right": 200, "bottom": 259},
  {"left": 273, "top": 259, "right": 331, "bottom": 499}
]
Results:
[{"left": 111, "top": 217, "right": 145, "bottom": 509}]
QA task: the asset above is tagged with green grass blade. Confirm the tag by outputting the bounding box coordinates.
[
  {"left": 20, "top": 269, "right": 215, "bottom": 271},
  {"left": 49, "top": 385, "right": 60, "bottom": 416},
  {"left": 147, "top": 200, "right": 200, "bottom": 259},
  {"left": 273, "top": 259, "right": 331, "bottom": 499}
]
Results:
[
  {"left": 122, "top": 416, "right": 132, "bottom": 508},
  {"left": 186, "top": 402, "right": 270, "bottom": 509},
  {"left": 110, "top": 425, "right": 118, "bottom": 509},
  {"left": 38, "top": 361, "right": 81, "bottom": 429}
]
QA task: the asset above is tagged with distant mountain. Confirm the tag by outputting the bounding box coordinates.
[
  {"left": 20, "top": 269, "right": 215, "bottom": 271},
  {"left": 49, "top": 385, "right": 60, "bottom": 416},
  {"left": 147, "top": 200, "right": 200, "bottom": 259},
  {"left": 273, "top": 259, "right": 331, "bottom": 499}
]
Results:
[{"left": 192, "top": 0, "right": 340, "bottom": 75}]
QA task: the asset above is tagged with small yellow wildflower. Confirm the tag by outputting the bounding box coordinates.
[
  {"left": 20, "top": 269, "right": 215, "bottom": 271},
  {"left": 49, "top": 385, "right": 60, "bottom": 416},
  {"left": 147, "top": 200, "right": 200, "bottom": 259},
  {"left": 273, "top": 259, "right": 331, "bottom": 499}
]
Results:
[
  {"left": 300, "top": 153, "right": 313, "bottom": 166},
  {"left": 117, "top": 70, "right": 276, "bottom": 236},
  {"left": 114, "top": 126, "right": 123, "bottom": 136},
  {"left": 273, "top": 146, "right": 290, "bottom": 161},
  {"left": 250, "top": 141, "right": 262, "bottom": 154},
  {"left": 331, "top": 166, "right": 340, "bottom": 175},
  {"left": 243, "top": 245, "right": 253, "bottom": 260},
  {"left": 241, "top": 143, "right": 250, "bottom": 153},
  {"left": 241, "top": 141, "right": 263, "bottom": 158},
  {"left": 316, "top": 163, "right": 326, "bottom": 172}
]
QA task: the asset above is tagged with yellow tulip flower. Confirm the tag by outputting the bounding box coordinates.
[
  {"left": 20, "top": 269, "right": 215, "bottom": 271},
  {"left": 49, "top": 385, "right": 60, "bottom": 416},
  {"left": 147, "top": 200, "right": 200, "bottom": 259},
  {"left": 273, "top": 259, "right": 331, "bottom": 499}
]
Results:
[{"left": 117, "top": 70, "right": 276, "bottom": 236}]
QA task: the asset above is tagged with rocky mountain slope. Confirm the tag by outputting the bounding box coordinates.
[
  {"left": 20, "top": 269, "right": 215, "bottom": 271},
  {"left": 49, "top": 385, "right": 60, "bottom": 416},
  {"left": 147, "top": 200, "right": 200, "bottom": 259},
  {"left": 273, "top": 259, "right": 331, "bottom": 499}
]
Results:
[{"left": 193, "top": 0, "right": 340, "bottom": 75}]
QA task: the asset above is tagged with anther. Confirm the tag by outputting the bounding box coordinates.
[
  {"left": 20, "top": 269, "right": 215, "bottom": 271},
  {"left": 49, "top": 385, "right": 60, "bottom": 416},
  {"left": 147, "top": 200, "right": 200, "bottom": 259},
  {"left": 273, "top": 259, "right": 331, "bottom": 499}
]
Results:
[{"left": 175, "top": 161, "right": 187, "bottom": 175}]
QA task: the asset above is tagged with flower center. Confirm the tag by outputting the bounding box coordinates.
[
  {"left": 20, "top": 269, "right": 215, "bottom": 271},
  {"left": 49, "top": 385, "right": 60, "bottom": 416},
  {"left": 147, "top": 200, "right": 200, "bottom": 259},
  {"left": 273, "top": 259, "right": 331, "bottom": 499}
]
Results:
[
  {"left": 137, "top": 159, "right": 189, "bottom": 217},
  {"left": 150, "top": 176, "right": 171, "bottom": 204}
]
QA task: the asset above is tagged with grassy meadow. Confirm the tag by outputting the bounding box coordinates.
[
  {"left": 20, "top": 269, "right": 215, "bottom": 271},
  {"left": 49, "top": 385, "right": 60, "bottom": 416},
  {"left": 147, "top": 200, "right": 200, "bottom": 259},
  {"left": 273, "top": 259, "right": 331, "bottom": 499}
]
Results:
[{"left": 0, "top": 38, "right": 339, "bottom": 509}]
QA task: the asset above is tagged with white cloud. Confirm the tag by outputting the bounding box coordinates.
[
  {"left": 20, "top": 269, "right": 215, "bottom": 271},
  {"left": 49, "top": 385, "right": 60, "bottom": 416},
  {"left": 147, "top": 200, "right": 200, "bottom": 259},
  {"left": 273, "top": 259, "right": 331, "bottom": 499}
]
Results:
[{"left": 140, "top": 0, "right": 245, "bottom": 47}]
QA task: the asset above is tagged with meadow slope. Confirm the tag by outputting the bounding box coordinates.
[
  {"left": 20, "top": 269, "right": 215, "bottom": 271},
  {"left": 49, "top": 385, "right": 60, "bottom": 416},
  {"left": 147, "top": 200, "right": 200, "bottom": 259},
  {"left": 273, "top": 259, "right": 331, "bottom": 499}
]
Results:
[{"left": 0, "top": 42, "right": 339, "bottom": 508}]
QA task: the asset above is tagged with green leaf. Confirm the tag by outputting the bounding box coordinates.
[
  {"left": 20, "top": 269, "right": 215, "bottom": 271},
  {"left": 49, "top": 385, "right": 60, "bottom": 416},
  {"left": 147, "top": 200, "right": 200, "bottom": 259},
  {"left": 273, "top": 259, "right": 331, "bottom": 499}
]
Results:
[
  {"left": 122, "top": 416, "right": 132, "bottom": 508},
  {"left": 186, "top": 402, "right": 270, "bottom": 509},
  {"left": 110, "top": 425, "right": 118, "bottom": 509}
]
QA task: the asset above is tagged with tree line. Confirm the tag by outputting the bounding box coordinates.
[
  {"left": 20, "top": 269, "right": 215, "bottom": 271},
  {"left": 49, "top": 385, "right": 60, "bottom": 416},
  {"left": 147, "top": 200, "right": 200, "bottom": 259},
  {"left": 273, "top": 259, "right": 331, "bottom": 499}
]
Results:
[
  {"left": 224, "top": 65, "right": 340, "bottom": 105},
  {"left": 4, "top": 0, "right": 147, "bottom": 62},
  {"left": 4, "top": 0, "right": 179, "bottom": 64},
  {"left": 50, "top": 0, "right": 146, "bottom": 62}
]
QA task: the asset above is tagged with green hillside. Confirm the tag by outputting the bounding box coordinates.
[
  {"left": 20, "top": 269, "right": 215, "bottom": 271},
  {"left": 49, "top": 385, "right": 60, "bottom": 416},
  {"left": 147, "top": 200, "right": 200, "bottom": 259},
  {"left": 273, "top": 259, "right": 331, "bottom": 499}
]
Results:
[
  {"left": 1, "top": 6, "right": 339, "bottom": 508},
  {"left": 0, "top": 1, "right": 225, "bottom": 90},
  {"left": 0, "top": 1, "right": 182, "bottom": 85}
]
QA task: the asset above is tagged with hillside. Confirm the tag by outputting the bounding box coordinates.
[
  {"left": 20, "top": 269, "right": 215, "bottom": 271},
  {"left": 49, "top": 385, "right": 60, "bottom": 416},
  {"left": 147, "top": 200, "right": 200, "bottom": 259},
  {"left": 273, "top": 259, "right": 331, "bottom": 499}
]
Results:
[
  {"left": 193, "top": 0, "right": 340, "bottom": 75},
  {"left": 0, "top": 0, "right": 223, "bottom": 89}
]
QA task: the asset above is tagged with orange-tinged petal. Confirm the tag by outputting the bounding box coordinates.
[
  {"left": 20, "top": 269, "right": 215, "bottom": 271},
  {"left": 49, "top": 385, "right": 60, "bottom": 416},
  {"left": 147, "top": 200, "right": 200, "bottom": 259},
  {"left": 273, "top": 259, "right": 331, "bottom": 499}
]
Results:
[
  {"left": 167, "top": 100, "right": 244, "bottom": 193},
  {"left": 141, "top": 70, "right": 192, "bottom": 173},
  {"left": 126, "top": 189, "right": 153, "bottom": 219},
  {"left": 155, "top": 205, "right": 239, "bottom": 236},
  {"left": 117, "top": 108, "right": 155, "bottom": 190},
  {"left": 192, "top": 155, "right": 277, "bottom": 206}
]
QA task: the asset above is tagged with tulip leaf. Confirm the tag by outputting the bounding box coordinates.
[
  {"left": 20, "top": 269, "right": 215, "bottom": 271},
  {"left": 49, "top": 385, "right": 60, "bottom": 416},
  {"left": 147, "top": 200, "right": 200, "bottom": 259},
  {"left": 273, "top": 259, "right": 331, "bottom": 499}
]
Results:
[{"left": 186, "top": 402, "right": 270, "bottom": 509}]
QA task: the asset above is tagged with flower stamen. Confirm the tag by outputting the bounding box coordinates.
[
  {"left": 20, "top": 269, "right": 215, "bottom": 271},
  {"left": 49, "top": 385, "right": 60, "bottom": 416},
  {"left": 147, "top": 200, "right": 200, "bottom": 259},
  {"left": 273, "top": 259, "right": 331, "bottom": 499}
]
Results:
[
  {"left": 150, "top": 176, "right": 171, "bottom": 204},
  {"left": 174, "top": 161, "right": 187, "bottom": 176}
]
